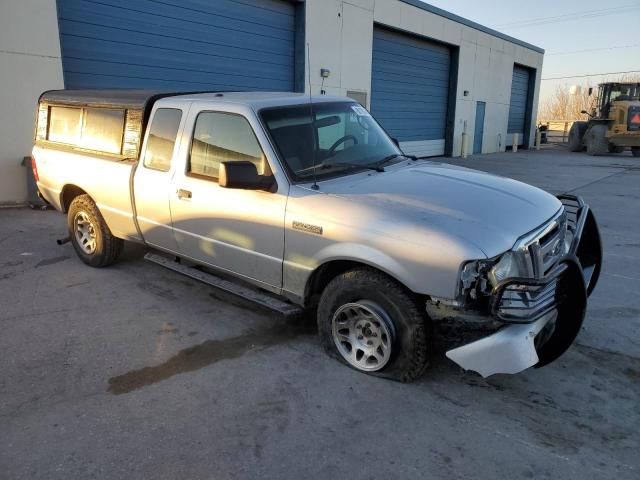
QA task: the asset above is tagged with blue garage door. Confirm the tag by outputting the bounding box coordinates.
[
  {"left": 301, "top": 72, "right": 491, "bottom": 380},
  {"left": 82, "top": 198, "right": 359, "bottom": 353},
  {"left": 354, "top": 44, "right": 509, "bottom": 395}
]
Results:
[
  {"left": 370, "top": 27, "right": 451, "bottom": 157},
  {"left": 508, "top": 65, "right": 531, "bottom": 143},
  {"left": 57, "top": 0, "right": 296, "bottom": 91}
]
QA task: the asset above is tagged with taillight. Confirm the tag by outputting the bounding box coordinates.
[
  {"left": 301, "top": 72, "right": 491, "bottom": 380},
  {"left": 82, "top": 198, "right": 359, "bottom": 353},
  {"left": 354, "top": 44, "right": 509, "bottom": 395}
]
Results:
[{"left": 31, "top": 155, "right": 39, "bottom": 182}]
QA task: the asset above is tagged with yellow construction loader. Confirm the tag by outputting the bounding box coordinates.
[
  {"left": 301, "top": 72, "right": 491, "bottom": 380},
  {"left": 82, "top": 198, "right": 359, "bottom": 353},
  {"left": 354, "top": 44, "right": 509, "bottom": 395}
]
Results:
[{"left": 568, "top": 82, "right": 640, "bottom": 157}]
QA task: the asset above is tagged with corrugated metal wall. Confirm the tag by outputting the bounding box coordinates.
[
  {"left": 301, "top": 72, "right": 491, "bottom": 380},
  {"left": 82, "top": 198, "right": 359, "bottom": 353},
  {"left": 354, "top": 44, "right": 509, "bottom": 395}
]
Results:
[
  {"left": 56, "top": 0, "right": 297, "bottom": 91},
  {"left": 370, "top": 26, "right": 451, "bottom": 156},
  {"left": 507, "top": 65, "right": 531, "bottom": 138}
]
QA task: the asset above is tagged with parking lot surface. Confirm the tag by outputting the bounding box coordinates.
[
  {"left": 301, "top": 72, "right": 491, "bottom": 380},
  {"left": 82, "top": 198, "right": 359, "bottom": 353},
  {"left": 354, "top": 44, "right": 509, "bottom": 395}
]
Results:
[{"left": 1, "top": 147, "right": 639, "bottom": 479}]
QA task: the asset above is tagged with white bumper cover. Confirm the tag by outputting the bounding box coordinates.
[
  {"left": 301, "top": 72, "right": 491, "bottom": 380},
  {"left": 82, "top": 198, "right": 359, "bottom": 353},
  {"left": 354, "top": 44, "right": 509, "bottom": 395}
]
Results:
[{"left": 445, "top": 311, "right": 556, "bottom": 378}]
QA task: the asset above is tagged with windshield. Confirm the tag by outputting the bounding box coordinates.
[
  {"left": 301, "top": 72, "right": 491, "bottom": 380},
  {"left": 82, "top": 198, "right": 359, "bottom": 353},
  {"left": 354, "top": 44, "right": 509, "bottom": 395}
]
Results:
[
  {"left": 609, "top": 85, "right": 640, "bottom": 102},
  {"left": 260, "top": 102, "right": 402, "bottom": 181}
]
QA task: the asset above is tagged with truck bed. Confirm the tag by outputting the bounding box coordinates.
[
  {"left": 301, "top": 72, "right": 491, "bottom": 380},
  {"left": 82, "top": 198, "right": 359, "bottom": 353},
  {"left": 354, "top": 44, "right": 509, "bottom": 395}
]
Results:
[{"left": 34, "top": 145, "right": 141, "bottom": 242}]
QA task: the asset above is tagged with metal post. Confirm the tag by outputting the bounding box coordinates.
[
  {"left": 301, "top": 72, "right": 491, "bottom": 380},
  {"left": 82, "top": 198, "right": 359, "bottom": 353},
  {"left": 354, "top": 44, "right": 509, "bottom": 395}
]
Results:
[{"left": 513, "top": 133, "right": 519, "bottom": 153}]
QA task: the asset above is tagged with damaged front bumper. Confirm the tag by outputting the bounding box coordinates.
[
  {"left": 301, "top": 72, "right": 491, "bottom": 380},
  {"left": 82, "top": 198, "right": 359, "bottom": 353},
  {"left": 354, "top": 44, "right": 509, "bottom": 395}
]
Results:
[{"left": 445, "top": 195, "right": 602, "bottom": 377}]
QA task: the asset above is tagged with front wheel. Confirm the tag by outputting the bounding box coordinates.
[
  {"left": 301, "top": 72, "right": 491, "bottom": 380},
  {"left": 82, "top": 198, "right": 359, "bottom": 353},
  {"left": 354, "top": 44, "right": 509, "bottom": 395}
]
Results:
[
  {"left": 632, "top": 147, "right": 640, "bottom": 158},
  {"left": 585, "top": 124, "right": 609, "bottom": 156},
  {"left": 568, "top": 121, "right": 588, "bottom": 152},
  {"left": 317, "top": 268, "right": 431, "bottom": 382},
  {"left": 67, "top": 195, "right": 123, "bottom": 267}
]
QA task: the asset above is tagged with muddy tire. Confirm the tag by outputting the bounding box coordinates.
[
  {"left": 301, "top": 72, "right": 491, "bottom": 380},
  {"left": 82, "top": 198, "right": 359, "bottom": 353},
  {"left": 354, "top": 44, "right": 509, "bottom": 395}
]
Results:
[
  {"left": 585, "top": 124, "right": 609, "bottom": 156},
  {"left": 608, "top": 144, "right": 624, "bottom": 154},
  {"left": 632, "top": 147, "right": 640, "bottom": 158},
  {"left": 568, "top": 121, "right": 588, "bottom": 152},
  {"left": 67, "top": 195, "right": 123, "bottom": 267},
  {"left": 317, "top": 268, "right": 430, "bottom": 382}
]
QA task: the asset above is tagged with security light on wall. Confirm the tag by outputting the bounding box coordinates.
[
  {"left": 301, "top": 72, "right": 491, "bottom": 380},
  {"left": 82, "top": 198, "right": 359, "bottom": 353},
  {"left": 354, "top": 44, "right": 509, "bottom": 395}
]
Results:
[{"left": 320, "top": 68, "right": 330, "bottom": 95}]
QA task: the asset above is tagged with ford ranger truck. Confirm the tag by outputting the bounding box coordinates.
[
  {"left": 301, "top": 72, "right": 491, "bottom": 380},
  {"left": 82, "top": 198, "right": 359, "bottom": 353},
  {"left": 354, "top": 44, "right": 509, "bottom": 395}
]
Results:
[{"left": 32, "top": 90, "right": 602, "bottom": 381}]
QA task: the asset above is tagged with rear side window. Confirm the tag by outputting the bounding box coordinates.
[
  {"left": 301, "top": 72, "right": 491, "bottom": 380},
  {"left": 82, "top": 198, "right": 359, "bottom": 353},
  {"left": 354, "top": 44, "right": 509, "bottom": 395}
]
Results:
[
  {"left": 48, "top": 106, "right": 82, "bottom": 145},
  {"left": 47, "top": 106, "right": 125, "bottom": 155},
  {"left": 189, "top": 112, "right": 265, "bottom": 180},
  {"left": 79, "top": 108, "right": 125, "bottom": 154},
  {"left": 143, "top": 108, "right": 183, "bottom": 171}
]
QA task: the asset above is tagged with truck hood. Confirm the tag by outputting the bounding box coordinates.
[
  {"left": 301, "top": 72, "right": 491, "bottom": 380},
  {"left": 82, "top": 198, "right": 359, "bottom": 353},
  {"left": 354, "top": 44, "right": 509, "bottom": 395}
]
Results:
[{"left": 320, "top": 161, "right": 562, "bottom": 257}]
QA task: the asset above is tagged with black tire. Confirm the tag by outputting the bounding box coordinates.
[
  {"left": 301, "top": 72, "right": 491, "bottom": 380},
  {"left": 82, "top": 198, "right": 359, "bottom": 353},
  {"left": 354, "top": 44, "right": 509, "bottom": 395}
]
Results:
[
  {"left": 632, "top": 147, "right": 640, "bottom": 158},
  {"left": 568, "top": 121, "right": 588, "bottom": 152},
  {"left": 608, "top": 144, "right": 624, "bottom": 154},
  {"left": 585, "top": 124, "right": 609, "bottom": 156},
  {"left": 317, "top": 268, "right": 431, "bottom": 382},
  {"left": 67, "top": 194, "right": 123, "bottom": 267}
]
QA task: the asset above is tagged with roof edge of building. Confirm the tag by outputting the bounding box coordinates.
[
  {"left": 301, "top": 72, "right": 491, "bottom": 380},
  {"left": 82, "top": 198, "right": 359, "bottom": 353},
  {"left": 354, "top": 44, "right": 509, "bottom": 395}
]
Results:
[{"left": 399, "top": 0, "right": 545, "bottom": 54}]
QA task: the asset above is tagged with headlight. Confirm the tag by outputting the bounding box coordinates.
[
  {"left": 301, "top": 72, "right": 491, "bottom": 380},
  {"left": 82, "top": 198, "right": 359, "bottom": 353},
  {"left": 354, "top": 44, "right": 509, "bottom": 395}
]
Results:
[{"left": 487, "top": 252, "right": 528, "bottom": 287}]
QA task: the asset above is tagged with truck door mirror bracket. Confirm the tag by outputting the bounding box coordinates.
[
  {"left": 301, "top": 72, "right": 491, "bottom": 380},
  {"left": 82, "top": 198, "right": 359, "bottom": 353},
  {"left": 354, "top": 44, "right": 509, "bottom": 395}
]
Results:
[{"left": 219, "top": 161, "right": 275, "bottom": 191}]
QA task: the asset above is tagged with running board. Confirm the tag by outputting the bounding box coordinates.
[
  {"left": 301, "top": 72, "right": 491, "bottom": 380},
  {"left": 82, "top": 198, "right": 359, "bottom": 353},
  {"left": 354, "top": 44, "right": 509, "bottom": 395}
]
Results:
[{"left": 144, "top": 252, "right": 302, "bottom": 317}]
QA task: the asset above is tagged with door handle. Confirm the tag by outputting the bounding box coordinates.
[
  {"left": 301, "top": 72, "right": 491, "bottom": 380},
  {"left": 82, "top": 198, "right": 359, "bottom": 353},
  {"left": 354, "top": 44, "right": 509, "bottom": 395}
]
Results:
[{"left": 177, "top": 188, "right": 192, "bottom": 200}]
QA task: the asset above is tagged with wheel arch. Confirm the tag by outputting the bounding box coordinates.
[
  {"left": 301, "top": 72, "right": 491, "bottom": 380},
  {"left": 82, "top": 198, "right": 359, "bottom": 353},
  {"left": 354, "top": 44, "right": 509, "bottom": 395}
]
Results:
[
  {"left": 60, "top": 184, "right": 89, "bottom": 213},
  {"left": 303, "top": 257, "right": 421, "bottom": 308}
]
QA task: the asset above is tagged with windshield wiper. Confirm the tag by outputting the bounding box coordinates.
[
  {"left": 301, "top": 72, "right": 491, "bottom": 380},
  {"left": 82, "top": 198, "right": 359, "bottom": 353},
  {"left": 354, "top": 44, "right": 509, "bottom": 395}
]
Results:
[
  {"left": 297, "top": 160, "right": 384, "bottom": 174},
  {"left": 367, "top": 153, "right": 416, "bottom": 170}
]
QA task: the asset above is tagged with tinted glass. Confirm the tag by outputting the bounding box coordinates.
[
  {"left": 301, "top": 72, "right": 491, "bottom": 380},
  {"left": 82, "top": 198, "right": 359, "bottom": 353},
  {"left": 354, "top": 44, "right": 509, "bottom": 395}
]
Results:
[
  {"left": 79, "top": 108, "right": 125, "bottom": 154},
  {"left": 144, "top": 109, "right": 183, "bottom": 171},
  {"left": 189, "top": 112, "right": 265, "bottom": 180},
  {"left": 48, "top": 106, "right": 82, "bottom": 144},
  {"left": 260, "top": 102, "right": 400, "bottom": 181}
]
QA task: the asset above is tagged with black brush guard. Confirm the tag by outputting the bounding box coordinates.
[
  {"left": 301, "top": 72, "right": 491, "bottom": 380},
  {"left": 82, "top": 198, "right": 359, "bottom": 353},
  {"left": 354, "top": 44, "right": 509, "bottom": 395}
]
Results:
[{"left": 490, "top": 195, "right": 602, "bottom": 366}]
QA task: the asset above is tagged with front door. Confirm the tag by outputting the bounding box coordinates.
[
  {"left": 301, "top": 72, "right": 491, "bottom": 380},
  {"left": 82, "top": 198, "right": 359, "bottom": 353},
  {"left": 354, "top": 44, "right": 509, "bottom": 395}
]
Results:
[
  {"left": 169, "top": 105, "right": 287, "bottom": 291},
  {"left": 473, "top": 102, "right": 486, "bottom": 154}
]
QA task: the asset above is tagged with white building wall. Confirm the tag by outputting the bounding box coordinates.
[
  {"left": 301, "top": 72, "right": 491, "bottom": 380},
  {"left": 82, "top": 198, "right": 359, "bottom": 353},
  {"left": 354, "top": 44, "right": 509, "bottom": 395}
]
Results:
[
  {"left": 0, "top": 0, "right": 64, "bottom": 205},
  {"left": 305, "top": 0, "right": 544, "bottom": 157}
]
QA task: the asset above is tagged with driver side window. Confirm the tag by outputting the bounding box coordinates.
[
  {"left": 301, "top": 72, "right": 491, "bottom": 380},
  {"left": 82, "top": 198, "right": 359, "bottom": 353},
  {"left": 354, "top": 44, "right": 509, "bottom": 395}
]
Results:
[{"left": 189, "top": 111, "right": 267, "bottom": 181}]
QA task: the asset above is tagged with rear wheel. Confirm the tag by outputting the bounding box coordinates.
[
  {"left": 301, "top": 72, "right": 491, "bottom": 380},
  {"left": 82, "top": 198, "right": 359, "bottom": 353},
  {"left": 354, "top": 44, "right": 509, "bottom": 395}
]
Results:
[
  {"left": 317, "top": 268, "right": 431, "bottom": 382},
  {"left": 585, "top": 124, "right": 609, "bottom": 156},
  {"left": 632, "top": 147, "right": 640, "bottom": 157},
  {"left": 568, "top": 121, "right": 588, "bottom": 152},
  {"left": 67, "top": 195, "right": 123, "bottom": 267}
]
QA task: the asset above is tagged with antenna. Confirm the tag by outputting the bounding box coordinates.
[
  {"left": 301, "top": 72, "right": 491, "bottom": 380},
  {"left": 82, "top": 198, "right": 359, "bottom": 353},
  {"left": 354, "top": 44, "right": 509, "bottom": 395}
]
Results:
[{"left": 307, "top": 43, "right": 319, "bottom": 191}]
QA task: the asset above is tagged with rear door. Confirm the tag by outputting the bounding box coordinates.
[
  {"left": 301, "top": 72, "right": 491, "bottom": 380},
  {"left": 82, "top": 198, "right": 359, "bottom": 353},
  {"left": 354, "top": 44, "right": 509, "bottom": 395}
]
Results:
[
  {"left": 168, "top": 102, "right": 287, "bottom": 292},
  {"left": 134, "top": 102, "right": 188, "bottom": 251}
]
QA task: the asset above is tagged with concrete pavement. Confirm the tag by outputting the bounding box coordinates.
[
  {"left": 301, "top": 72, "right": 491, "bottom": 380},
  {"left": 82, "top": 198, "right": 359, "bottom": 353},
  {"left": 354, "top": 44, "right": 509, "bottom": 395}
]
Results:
[{"left": 1, "top": 146, "right": 638, "bottom": 479}]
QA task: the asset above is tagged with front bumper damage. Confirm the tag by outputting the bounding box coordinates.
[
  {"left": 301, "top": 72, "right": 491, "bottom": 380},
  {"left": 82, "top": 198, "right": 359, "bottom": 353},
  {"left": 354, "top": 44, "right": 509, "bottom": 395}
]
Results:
[{"left": 445, "top": 195, "right": 602, "bottom": 377}]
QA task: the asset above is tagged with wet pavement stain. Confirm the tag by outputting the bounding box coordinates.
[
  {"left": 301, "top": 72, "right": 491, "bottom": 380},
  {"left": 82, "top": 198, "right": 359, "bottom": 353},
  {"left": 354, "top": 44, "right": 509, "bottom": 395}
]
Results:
[
  {"left": 108, "top": 319, "right": 316, "bottom": 395},
  {"left": 35, "top": 255, "right": 70, "bottom": 268}
]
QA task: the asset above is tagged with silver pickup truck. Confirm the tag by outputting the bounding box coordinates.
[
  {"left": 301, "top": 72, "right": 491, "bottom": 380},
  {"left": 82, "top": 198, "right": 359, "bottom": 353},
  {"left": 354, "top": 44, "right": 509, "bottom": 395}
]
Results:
[{"left": 32, "top": 90, "right": 602, "bottom": 381}]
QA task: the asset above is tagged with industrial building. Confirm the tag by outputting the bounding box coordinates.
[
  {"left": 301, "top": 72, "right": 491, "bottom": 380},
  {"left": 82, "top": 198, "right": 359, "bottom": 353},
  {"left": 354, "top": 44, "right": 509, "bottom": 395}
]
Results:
[{"left": 0, "top": 0, "right": 544, "bottom": 204}]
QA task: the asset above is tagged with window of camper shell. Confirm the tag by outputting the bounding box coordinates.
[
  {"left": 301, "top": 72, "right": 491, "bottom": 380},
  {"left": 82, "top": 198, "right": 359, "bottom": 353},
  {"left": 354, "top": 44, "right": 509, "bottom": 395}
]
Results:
[{"left": 47, "top": 106, "right": 125, "bottom": 155}]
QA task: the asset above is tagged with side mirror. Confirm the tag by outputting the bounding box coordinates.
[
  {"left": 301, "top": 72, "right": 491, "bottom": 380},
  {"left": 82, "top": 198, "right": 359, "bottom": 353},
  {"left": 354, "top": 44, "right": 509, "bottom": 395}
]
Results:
[
  {"left": 391, "top": 137, "right": 400, "bottom": 148},
  {"left": 588, "top": 87, "right": 593, "bottom": 96},
  {"left": 219, "top": 161, "right": 274, "bottom": 191}
]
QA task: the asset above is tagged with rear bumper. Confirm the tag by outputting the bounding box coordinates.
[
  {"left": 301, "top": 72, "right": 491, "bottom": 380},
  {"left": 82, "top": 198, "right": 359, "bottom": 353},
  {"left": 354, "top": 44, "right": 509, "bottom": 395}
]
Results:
[{"left": 446, "top": 195, "right": 602, "bottom": 377}]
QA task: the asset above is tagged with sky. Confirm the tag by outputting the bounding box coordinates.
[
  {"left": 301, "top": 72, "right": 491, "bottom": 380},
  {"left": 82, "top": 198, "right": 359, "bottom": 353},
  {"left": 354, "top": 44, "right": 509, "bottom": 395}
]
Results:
[{"left": 422, "top": 0, "right": 640, "bottom": 103}]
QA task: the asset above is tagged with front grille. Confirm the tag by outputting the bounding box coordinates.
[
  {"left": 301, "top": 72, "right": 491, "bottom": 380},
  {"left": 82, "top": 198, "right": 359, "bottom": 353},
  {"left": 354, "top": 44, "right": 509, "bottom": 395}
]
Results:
[{"left": 516, "top": 211, "right": 567, "bottom": 279}]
